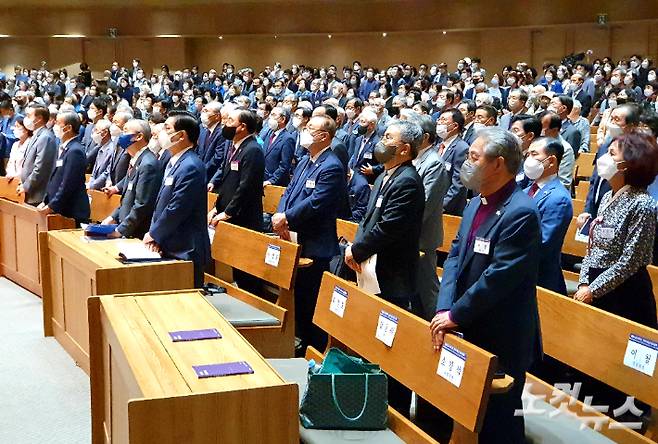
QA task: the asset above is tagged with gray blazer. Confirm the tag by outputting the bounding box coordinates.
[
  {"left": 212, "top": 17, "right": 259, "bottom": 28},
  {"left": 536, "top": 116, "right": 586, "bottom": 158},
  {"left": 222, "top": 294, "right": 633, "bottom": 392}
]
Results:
[
  {"left": 20, "top": 126, "right": 57, "bottom": 205},
  {"left": 88, "top": 141, "right": 114, "bottom": 190},
  {"left": 414, "top": 146, "right": 450, "bottom": 251}
]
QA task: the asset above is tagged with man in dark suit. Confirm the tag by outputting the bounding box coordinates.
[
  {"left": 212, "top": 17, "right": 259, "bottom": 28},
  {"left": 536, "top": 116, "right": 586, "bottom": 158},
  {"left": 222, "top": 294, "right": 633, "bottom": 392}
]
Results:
[
  {"left": 347, "top": 109, "right": 382, "bottom": 183},
  {"left": 83, "top": 97, "right": 107, "bottom": 171},
  {"left": 38, "top": 112, "right": 90, "bottom": 224},
  {"left": 208, "top": 109, "right": 265, "bottom": 233},
  {"left": 569, "top": 73, "right": 593, "bottom": 117},
  {"left": 18, "top": 105, "right": 57, "bottom": 205},
  {"left": 431, "top": 127, "right": 542, "bottom": 444},
  {"left": 457, "top": 100, "right": 478, "bottom": 146},
  {"left": 272, "top": 115, "right": 346, "bottom": 351},
  {"left": 262, "top": 106, "right": 295, "bottom": 186},
  {"left": 523, "top": 137, "right": 573, "bottom": 295},
  {"left": 436, "top": 108, "right": 469, "bottom": 216},
  {"left": 497, "top": 89, "right": 529, "bottom": 131},
  {"left": 102, "top": 119, "right": 162, "bottom": 239},
  {"left": 290, "top": 106, "right": 313, "bottom": 169},
  {"left": 313, "top": 104, "right": 349, "bottom": 170},
  {"left": 308, "top": 79, "right": 326, "bottom": 109},
  {"left": 103, "top": 111, "right": 132, "bottom": 187},
  {"left": 144, "top": 113, "right": 210, "bottom": 288},
  {"left": 548, "top": 95, "right": 581, "bottom": 151},
  {"left": 345, "top": 120, "right": 425, "bottom": 414},
  {"left": 197, "top": 101, "right": 226, "bottom": 186}
]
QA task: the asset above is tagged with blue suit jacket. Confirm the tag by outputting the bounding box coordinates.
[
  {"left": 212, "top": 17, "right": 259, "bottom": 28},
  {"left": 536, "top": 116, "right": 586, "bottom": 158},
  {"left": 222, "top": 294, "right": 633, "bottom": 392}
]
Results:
[
  {"left": 263, "top": 128, "right": 295, "bottom": 186},
  {"left": 278, "top": 148, "right": 346, "bottom": 259},
  {"left": 437, "top": 185, "right": 542, "bottom": 375},
  {"left": 347, "top": 133, "right": 383, "bottom": 182},
  {"left": 149, "top": 149, "right": 210, "bottom": 281},
  {"left": 525, "top": 177, "right": 573, "bottom": 295},
  {"left": 440, "top": 137, "right": 469, "bottom": 216},
  {"left": 196, "top": 125, "right": 226, "bottom": 182},
  {"left": 584, "top": 137, "right": 612, "bottom": 218},
  {"left": 44, "top": 139, "right": 90, "bottom": 222}
]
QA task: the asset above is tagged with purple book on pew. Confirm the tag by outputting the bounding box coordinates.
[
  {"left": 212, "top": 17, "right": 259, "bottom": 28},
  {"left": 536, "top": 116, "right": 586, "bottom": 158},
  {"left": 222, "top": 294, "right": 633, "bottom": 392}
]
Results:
[
  {"left": 168, "top": 328, "right": 222, "bottom": 342},
  {"left": 193, "top": 361, "right": 254, "bottom": 379}
]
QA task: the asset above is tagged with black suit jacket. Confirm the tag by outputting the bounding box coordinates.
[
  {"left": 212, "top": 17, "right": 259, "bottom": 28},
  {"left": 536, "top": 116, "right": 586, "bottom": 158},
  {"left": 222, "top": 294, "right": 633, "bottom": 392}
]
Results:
[
  {"left": 215, "top": 135, "right": 265, "bottom": 231},
  {"left": 574, "top": 89, "right": 593, "bottom": 117},
  {"left": 331, "top": 138, "right": 349, "bottom": 170},
  {"left": 196, "top": 125, "right": 227, "bottom": 182},
  {"left": 44, "top": 139, "right": 90, "bottom": 222},
  {"left": 109, "top": 145, "right": 130, "bottom": 185},
  {"left": 112, "top": 149, "right": 163, "bottom": 239},
  {"left": 352, "top": 162, "right": 425, "bottom": 305}
]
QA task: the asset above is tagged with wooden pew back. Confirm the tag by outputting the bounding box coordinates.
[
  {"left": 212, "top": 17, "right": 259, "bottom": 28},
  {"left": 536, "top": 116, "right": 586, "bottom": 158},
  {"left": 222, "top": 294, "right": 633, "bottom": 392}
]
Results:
[
  {"left": 263, "top": 184, "right": 286, "bottom": 214},
  {"left": 438, "top": 214, "right": 461, "bottom": 253},
  {"left": 572, "top": 198, "right": 585, "bottom": 216},
  {"left": 313, "top": 272, "right": 498, "bottom": 433},
  {"left": 212, "top": 221, "right": 300, "bottom": 291},
  {"left": 207, "top": 191, "right": 217, "bottom": 214},
  {"left": 562, "top": 217, "right": 587, "bottom": 258},
  {"left": 648, "top": 265, "right": 658, "bottom": 310},
  {"left": 537, "top": 287, "right": 658, "bottom": 407},
  {"left": 88, "top": 190, "right": 121, "bottom": 222},
  {"left": 336, "top": 218, "right": 358, "bottom": 243},
  {"left": 575, "top": 153, "right": 596, "bottom": 180},
  {"left": 575, "top": 181, "right": 589, "bottom": 201},
  {"left": 0, "top": 177, "right": 25, "bottom": 203}
]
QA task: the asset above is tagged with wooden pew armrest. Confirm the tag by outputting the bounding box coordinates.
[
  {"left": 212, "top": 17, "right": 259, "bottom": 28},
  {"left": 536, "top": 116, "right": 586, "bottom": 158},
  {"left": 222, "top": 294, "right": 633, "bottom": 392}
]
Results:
[{"left": 490, "top": 374, "right": 514, "bottom": 394}]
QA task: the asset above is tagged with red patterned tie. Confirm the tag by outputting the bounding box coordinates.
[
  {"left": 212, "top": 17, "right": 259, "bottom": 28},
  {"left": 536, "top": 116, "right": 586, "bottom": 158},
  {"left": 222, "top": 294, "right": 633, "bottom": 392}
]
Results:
[{"left": 528, "top": 182, "right": 539, "bottom": 197}]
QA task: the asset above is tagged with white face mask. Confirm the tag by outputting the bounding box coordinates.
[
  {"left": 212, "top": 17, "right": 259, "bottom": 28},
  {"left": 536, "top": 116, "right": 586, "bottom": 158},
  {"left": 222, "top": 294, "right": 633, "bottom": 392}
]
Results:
[
  {"left": 472, "top": 122, "right": 486, "bottom": 132},
  {"left": 436, "top": 123, "right": 450, "bottom": 139},
  {"left": 596, "top": 153, "right": 621, "bottom": 181},
  {"left": 299, "top": 130, "right": 315, "bottom": 148},
  {"left": 435, "top": 98, "right": 446, "bottom": 109},
  {"left": 109, "top": 124, "right": 121, "bottom": 140},
  {"left": 649, "top": 73, "right": 657, "bottom": 82},
  {"left": 623, "top": 76, "right": 633, "bottom": 86},
  {"left": 507, "top": 77, "right": 516, "bottom": 86},
  {"left": 642, "top": 61, "right": 650, "bottom": 69},
  {"left": 606, "top": 122, "right": 624, "bottom": 138},
  {"left": 23, "top": 116, "right": 36, "bottom": 131},
  {"left": 148, "top": 137, "right": 162, "bottom": 154},
  {"left": 91, "top": 131, "right": 103, "bottom": 145},
  {"left": 88, "top": 109, "right": 97, "bottom": 121},
  {"left": 292, "top": 116, "right": 303, "bottom": 129},
  {"left": 256, "top": 109, "right": 265, "bottom": 118},
  {"left": 406, "top": 97, "right": 415, "bottom": 107},
  {"left": 645, "top": 88, "right": 654, "bottom": 98},
  {"left": 610, "top": 76, "right": 621, "bottom": 86},
  {"left": 267, "top": 117, "right": 279, "bottom": 131},
  {"left": 346, "top": 109, "right": 356, "bottom": 120},
  {"left": 200, "top": 112, "right": 211, "bottom": 127},
  {"left": 53, "top": 124, "right": 64, "bottom": 140},
  {"left": 523, "top": 157, "right": 547, "bottom": 181},
  {"left": 158, "top": 130, "right": 176, "bottom": 151},
  {"left": 607, "top": 99, "right": 617, "bottom": 108}
]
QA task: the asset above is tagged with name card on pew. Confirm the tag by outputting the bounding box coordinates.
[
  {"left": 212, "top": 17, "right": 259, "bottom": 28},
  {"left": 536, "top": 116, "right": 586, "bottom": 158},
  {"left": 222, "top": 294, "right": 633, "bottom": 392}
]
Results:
[
  {"left": 169, "top": 328, "right": 222, "bottom": 342},
  {"left": 375, "top": 310, "right": 398, "bottom": 347},
  {"left": 623, "top": 334, "right": 658, "bottom": 377},
  {"left": 437, "top": 343, "right": 467, "bottom": 388},
  {"left": 329, "top": 286, "right": 348, "bottom": 318},
  {"left": 265, "top": 244, "right": 281, "bottom": 267}
]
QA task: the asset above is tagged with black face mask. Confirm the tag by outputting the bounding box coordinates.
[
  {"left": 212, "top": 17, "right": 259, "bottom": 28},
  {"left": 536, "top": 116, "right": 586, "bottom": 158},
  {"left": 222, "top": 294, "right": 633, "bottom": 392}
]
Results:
[
  {"left": 389, "top": 106, "right": 400, "bottom": 118},
  {"left": 374, "top": 141, "right": 399, "bottom": 164},
  {"left": 222, "top": 125, "right": 237, "bottom": 140},
  {"left": 356, "top": 124, "right": 368, "bottom": 135}
]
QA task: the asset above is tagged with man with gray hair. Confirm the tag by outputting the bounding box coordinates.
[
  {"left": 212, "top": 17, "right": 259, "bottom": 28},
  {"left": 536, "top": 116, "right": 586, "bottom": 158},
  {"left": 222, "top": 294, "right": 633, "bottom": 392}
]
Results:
[
  {"left": 407, "top": 114, "right": 450, "bottom": 321},
  {"left": 430, "top": 127, "right": 542, "bottom": 443},
  {"left": 263, "top": 105, "right": 295, "bottom": 186},
  {"left": 102, "top": 119, "right": 162, "bottom": 239},
  {"left": 568, "top": 99, "right": 591, "bottom": 154},
  {"left": 38, "top": 111, "right": 90, "bottom": 224},
  {"left": 345, "top": 119, "right": 425, "bottom": 413}
]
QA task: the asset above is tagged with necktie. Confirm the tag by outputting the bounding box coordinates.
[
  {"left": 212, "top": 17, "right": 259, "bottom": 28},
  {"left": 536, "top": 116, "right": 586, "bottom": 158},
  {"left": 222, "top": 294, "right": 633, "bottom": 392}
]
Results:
[
  {"left": 528, "top": 182, "right": 539, "bottom": 197},
  {"left": 127, "top": 163, "right": 135, "bottom": 177},
  {"left": 164, "top": 160, "right": 173, "bottom": 178},
  {"left": 438, "top": 143, "right": 446, "bottom": 157}
]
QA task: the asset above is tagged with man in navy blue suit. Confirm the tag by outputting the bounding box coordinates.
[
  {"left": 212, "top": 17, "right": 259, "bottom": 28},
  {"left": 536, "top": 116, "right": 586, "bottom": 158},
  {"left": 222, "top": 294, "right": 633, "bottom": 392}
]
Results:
[
  {"left": 347, "top": 109, "right": 382, "bottom": 183},
  {"left": 272, "top": 115, "right": 346, "bottom": 351},
  {"left": 436, "top": 108, "right": 469, "bottom": 216},
  {"left": 523, "top": 137, "right": 573, "bottom": 295},
  {"left": 262, "top": 106, "right": 295, "bottom": 186},
  {"left": 38, "top": 111, "right": 90, "bottom": 225},
  {"left": 431, "top": 128, "right": 542, "bottom": 444},
  {"left": 144, "top": 113, "right": 210, "bottom": 288},
  {"left": 197, "top": 101, "right": 226, "bottom": 185}
]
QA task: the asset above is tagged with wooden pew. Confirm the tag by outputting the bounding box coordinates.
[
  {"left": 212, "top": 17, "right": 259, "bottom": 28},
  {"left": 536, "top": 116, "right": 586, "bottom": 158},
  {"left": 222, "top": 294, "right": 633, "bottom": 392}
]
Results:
[
  {"left": 88, "top": 189, "right": 121, "bottom": 222},
  {"left": 207, "top": 191, "right": 217, "bottom": 214},
  {"left": 336, "top": 218, "right": 358, "bottom": 243},
  {"left": 572, "top": 198, "right": 585, "bottom": 216},
  {"left": 0, "top": 177, "right": 75, "bottom": 296},
  {"left": 438, "top": 214, "right": 461, "bottom": 253},
  {"left": 40, "top": 229, "right": 194, "bottom": 374},
  {"left": 88, "top": 290, "right": 298, "bottom": 444},
  {"left": 263, "top": 184, "right": 286, "bottom": 214},
  {"left": 562, "top": 216, "right": 588, "bottom": 259},
  {"left": 648, "top": 265, "right": 658, "bottom": 310},
  {"left": 529, "top": 286, "right": 658, "bottom": 443},
  {"left": 575, "top": 181, "right": 590, "bottom": 201},
  {"left": 204, "top": 221, "right": 301, "bottom": 358},
  {"left": 305, "top": 272, "right": 513, "bottom": 443},
  {"left": 575, "top": 153, "right": 596, "bottom": 180}
]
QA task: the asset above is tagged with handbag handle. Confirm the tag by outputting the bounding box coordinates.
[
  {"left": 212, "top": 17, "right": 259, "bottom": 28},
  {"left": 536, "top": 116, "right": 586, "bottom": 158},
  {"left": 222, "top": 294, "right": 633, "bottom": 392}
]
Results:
[{"left": 330, "top": 373, "right": 369, "bottom": 421}]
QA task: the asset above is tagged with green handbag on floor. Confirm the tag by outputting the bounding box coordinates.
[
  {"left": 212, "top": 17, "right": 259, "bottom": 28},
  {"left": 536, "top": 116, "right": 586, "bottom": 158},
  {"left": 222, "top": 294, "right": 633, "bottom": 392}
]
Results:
[{"left": 299, "top": 348, "right": 388, "bottom": 430}]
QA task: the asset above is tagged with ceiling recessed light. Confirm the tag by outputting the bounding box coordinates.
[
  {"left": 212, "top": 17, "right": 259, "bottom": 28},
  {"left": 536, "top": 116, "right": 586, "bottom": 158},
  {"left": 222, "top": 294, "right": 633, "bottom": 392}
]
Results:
[
  {"left": 218, "top": 35, "right": 223, "bottom": 40},
  {"left": 274, "top": 35, "right": 278, "bottom": 39},
  {"left": 156, "top": 34, "right": 181, "bottom": 38},
  {"left": 442, "top": 31, "right": 447, "bottom": 35},
  {"left": 382, "top": 32, "right": 387, "bottom": 37},
  {"left": 52, "top": 34, "right": 85, "bottom": 38},
  {"left": 328, "top": 34, "right": 332, "bottom": 39}
]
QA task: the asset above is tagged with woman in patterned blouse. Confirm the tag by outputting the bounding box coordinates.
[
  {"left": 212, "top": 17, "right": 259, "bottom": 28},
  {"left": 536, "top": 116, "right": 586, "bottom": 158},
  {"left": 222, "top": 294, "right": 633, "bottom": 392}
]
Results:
[{"left": 575, "top": 132, "right": 658, "bottom": 329}]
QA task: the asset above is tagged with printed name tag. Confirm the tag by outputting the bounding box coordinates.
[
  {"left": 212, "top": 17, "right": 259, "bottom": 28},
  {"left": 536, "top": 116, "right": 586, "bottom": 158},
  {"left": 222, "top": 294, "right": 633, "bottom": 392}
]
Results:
[
  {"left": 437, "top": 343, "right": 467, "bottom": 388},
  {"left": 305, "top": 179, "right": 316, "bottom": 189},
  {"left": 375, "top": 196, "right": 383, "bottom": 208},
  {"left": 364, "top": 152, "right": 373, "bottom": 159},
  {"left": 599, "top": 226, "right": 615, "bottom": 240},
  {"left": 127, "top": 181, "right": 134, "bottom": 191},
  {"left": 473, "top": 237, "right": 490, "bottom": 255},
  {"left": 264, "top": 244, "right": 281, "bottom": 267},
  {"left": 230, "top": 161, "right": 239, "bottom": 171},
  {"left": 329, "top": 285, "right": 348, "bottom": 318},
  {"left": 56, "top": 159, "right": 63, "bottom": 167},
  {"left": 164, "top": 176, "right": 174, "bottom": 186},
  {"left": 445, "top": 162, "right": 452, "bottom": 172},
  {"left": 375, "top": 310, "right": 398, "bottom": 347},
  {"left": 623, "top": 334, "right": 657, "bottom": 377}
]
